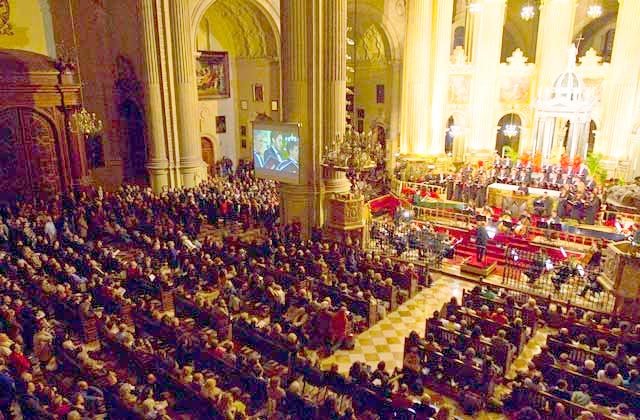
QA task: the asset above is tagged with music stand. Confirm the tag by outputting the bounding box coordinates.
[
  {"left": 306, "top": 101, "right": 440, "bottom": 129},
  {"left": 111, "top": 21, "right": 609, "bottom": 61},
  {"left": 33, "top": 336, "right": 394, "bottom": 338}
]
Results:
[
  {"left": 550, "top": 223, "right": 563, "bottom": 231},
  {"left": 476, "top": 215, "right": 487, "bottom": 222},
  {"left": 536, "top": 221, "right": 549, "bottom": 229}
]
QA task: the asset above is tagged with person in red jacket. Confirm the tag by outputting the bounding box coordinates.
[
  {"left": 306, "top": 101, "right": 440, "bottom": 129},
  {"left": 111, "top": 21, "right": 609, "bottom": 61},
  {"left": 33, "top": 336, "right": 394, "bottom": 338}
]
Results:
[
  {"left": 8, "top": 344, "right": 30, "bottom": 376},
  {"left": 329, "top": 307, "right": 349, "bottom": 352},
  {"left": 490, "top": 307, "right": 509, "bottom": 325}
]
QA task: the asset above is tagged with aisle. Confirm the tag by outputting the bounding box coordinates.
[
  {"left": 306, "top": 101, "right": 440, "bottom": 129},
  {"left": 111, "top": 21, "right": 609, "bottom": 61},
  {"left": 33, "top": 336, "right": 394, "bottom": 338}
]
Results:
[{"left": 320, "top": 274, "right": 474, "bottom": 373}]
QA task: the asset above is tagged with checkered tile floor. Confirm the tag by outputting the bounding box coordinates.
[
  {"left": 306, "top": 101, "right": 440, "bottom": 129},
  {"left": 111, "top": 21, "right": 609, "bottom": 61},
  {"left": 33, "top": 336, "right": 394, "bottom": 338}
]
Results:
[
  {"left": 320, "top": 273, "right": 475, "bottom": 373},
  {"left": 319, "top": 273, "right": 553, "bottom": 420}
]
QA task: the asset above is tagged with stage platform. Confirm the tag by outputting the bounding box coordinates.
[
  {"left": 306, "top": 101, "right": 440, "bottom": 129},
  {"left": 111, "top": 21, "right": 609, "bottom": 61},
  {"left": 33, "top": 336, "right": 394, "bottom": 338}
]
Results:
[{"left": 460, "top": 258, "right": 497, "bottom": 276}]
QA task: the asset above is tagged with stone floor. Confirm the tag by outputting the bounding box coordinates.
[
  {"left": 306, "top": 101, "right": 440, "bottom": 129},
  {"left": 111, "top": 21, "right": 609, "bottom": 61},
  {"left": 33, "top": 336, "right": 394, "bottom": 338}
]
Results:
[{"left": 320, "top": 272, "right": 551, "bottom": 420}]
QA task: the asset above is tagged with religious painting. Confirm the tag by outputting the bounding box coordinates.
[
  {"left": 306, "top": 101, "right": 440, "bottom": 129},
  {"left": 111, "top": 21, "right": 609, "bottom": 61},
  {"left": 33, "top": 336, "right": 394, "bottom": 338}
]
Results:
[
  {"left": 216, "top": 116, "right": 226, "bottom": 133},
  {"left": 357, "top": 108, "right": 365, "bottom": 119},
  {"left": 346, "top": 86, "right": 354, "bottom": 113},
  {"left": 376, "top": 84, "right": 385, "bottom": 104},
  {"left": 448, "top": 75, "right": 470, "bottom": 104},
  {"left": 253, "top": 83, "right": 264, "bottom": 102},
  {"left": 240, "top": 100, "right": 248, "bottom": 110},
  {"left": 240, "top": 125, "right": 247, "bottom": 137},
  {"left": 241, "top": 138, "right": 247, "bottom": 149},
  {"left": 499, "top": 76, "right": 530, "bottom": 103},
  {"left": 196, "top": 51, "right": 230, "bottom": 99},
  {"left": 271, "top": 100, "right": 279, "bottom": 112},
  {"left": 357, "top": 119, "right": 364, "bottom": 133}
]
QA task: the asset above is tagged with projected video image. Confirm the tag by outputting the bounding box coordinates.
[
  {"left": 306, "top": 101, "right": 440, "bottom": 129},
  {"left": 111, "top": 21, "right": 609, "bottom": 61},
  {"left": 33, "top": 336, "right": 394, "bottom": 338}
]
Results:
[{"left": 253, "top": 123, "right": 301, "bottom": 184}]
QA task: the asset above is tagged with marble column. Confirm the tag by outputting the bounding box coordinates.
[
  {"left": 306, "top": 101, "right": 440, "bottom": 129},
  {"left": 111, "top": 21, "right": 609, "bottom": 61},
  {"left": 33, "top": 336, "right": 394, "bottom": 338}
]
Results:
[
  {"left": 168, "top": 0, "right": 205, "bottom": 187},
  {"left": 388, "top": 59, "right": 403, "bottom": 174},
  {"left": 322, "top": 0, "right": 351, "bottom": 198},
  {"left": 140, "top": 0, "right": 169, "bottom": 191},
  {"left": 429, "top": 0, "right": 454, "bottom": 155},
  {"left": 280, "top": 0, "right": 323, "bottom": 236},
  {"left": 534, "top": 0, "right": 576, "bottom": 97},
  {"left": 598, "top": 0, "right": 640, "bottom": 163},
  {"left": 399, "top": 0, "right": 433, "bottom": 155},
  {"left": 468, "top": 0, "right": 506, "bottom": 153}
]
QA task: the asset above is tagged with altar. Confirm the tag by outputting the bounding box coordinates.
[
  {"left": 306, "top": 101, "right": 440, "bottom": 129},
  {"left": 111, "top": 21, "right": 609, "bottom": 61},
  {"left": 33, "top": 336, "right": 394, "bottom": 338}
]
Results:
[{"left": 487, "top": 183, "right": 560, "bottom": 214}]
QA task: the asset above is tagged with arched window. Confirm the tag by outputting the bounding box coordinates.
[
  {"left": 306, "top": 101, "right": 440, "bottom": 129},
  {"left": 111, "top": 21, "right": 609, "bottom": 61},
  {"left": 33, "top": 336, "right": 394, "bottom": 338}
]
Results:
[
  {"left": 587, "top": 121, "right": 597, "bottom": 154},
  {"left": 445, "top": 116, "right": 455, "bottom": 154},
  {"left": 603, "top": 29, "right": 615, "bottom": 63},
  {"left": 453, "top": 26, "right": 465, "bottom": 49}
]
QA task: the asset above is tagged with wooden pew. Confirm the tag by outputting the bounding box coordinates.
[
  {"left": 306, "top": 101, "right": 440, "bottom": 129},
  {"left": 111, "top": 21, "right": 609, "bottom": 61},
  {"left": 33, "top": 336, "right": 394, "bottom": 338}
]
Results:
[
  {"left": 452, "top": 309, "right": 527, "bottom": 353},
  {"left": 425, "top": 321, "right": 514, "bottom": 374}
]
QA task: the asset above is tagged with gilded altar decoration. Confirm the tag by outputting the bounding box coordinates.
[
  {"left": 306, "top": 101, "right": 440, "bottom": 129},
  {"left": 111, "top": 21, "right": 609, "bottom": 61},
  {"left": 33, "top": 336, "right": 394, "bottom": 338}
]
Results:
[
  {"left": 0, "top": 0, "right": 13, "bottom": 36},
  {"left": 196, "top": 51, "right": 230, "bottom": 99}
]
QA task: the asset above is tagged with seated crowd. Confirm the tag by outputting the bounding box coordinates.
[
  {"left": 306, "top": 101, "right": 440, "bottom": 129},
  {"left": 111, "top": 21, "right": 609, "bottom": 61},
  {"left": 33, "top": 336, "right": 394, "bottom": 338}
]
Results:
[{"left": 0, "top": 165, "right": 447, "bottom": 419}]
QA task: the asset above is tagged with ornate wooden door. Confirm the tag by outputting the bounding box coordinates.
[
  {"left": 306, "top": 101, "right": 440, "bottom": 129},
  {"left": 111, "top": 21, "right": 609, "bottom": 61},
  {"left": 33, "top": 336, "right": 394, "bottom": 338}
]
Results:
[
  {"left": 201, "top": 137, "right": 215, "bottom": 177},
  {"left": 0, "top": 108, "right": 61, "bottom": 201}
]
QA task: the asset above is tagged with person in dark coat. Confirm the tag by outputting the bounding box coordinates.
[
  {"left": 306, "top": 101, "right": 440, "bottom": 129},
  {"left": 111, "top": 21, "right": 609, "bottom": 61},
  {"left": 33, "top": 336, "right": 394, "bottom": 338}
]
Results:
[{"left": 475, "top": 221, "right": 489, "bottom": 263}]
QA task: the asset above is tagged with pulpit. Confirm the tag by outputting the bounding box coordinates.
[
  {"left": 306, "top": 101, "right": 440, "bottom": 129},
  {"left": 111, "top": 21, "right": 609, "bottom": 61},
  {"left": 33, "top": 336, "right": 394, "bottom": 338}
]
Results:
[
  {"left": 324, "top": 193, "right": 367, "bottom": 245},
  {"left": 602, "top": 241, "right": 640, "bottom": 320}
]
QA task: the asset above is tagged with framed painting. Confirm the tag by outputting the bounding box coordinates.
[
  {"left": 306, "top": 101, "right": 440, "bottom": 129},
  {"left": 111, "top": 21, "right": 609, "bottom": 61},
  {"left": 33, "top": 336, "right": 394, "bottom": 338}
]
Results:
[
  {"left": 240, "top": 100, "right": 248, "bottom": 110},
  {"left": 196, "top": 51, "right": 230, "bottom": 99},
  {"left": 240, "top": 125, "right": 247, "bottom": 137},
  {"left": 376, "top": 84, "right": 385, "bottom": 104},
  {"left": 216, "top": 116, "right": 226, "bottom": 133},
  {"left": 253, "top": 83, "right": 264, "bottom": 102},
  {"left": 271, "top": 100, "right": 279, "bottom": 112}
]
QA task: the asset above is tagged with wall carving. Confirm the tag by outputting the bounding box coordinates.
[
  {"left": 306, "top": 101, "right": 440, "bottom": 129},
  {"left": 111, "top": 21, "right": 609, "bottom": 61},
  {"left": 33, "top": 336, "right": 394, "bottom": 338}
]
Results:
[
  {"left": 206, "top": 0, "right": 277, "bottom": 58},
  {"left": 356, "top": 24, "right": 387, "bottom": 64},
  {"left": 0, "top": 0, "right": 13, "bottom": 35},
  {"left": 448, "top": 75, "right": 470, "bottom": 104}
]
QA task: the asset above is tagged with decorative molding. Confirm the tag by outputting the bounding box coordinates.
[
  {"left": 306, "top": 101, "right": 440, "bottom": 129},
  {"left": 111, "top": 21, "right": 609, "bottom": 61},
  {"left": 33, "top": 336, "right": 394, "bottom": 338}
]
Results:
[
  {"left": 0, "top": 0, "right": 14, "bottom": 35},
  {"left": 356, "top": 24, "right": 388, "bottom": 64}
]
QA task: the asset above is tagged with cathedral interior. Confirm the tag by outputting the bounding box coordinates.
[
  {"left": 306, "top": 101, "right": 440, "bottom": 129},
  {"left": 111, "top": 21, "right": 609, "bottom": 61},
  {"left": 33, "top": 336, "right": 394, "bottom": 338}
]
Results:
[{"left": 0, "top": 0, "right": 640, "bottom": 419}]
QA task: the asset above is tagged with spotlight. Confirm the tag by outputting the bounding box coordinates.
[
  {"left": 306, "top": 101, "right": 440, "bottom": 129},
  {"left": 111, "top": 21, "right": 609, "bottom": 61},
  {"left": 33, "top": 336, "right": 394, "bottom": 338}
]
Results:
[{"left": 469, "top": 1, "right": 482, "bottom": 13}]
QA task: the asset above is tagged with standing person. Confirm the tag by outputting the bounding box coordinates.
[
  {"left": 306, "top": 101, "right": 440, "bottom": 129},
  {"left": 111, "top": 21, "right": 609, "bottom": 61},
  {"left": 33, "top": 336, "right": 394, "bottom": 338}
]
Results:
[{"left": 475, "top": 220, "right": 489, "bottom": 263}]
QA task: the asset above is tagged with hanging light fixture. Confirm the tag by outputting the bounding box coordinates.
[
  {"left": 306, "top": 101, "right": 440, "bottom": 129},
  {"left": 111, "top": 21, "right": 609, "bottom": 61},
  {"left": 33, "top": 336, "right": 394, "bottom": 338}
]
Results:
[
  {"left": 502, "top": 112, "right": 519, "bottom": 138},
  {"left": 586, "top": 1, "right": 603, "bottom": 18},
  {"left": 448, "top": 125, "right": 462, "bottom": 138},
  {"left": 520, "top": 1, "right": 536, "bottom": 21},
  {"left": 65, "top": 0, "right": 103, "bottom": 137},
  {"left": 468, "top": 0, "right": 482, "bottom": 14}
]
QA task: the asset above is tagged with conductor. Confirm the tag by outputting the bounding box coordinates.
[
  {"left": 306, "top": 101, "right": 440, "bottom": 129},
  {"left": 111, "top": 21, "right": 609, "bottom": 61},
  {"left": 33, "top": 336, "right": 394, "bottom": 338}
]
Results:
[{"left": 476, "top": 220, "right": 489, "bottom": 263}]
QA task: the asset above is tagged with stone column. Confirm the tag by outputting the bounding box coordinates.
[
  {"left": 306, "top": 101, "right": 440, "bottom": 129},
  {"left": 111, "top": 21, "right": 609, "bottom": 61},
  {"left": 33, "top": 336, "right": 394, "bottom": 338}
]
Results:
[
  {"left": 598, "top": 0, "right": 640, "bottom": 163},
  {"left": 388, "top": 59, "right": 403, "bottom": 174},
  {"left": 399, "top": 0, "right": 433, "bottom": 155},
  {"left": 534, "top": 0, "right": 576, "bottom": 97},
  {"left": 168, "top": 0, "right": 205, "bottom": 188},
  {"left": 279, "top": 0, "right": 323, "bottom": 236},
  {"left": 429, "top": 0, "right": 455, "bottom": 155},
  {"left": 140, "top": 0, "right": 169, "bottom": 191},
  {"left": 322, "top": 0, "right": 351, "bottom": 198},
  {"left": 467, "top": 0, "right": 506, "bottom": 153}
]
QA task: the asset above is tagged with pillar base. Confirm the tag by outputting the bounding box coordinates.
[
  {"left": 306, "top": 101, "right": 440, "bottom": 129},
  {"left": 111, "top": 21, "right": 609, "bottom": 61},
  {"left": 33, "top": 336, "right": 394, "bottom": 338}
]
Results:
[{"left": 280, "top": 184, "right": 322, "bottom": 238}]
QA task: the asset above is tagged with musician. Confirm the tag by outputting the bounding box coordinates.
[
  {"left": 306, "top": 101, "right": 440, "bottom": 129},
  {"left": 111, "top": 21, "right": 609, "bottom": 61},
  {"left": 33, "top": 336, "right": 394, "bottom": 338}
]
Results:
[
  {"left": 569, "top": 192, "right": 585, "bottom": 222},
  {"left": 541, "top": 192, "right": 553, "bottom": 217},
  {"left": 557, "top": 188, "right": 569, "bottom": 219},
  {"left": 516, "top": 182, "right": 529, "bottom": 196},
  {"left": 551, "top": 262, "right": 574, "bottom": 292},
  {"left": 498, "top": 211, "right": 513, "bottom": 233},
  {"left": 445, "top": 175, "right": 454, "bottom": 201},
  {"left": 584, "top": 192, "right": 601, "bottom": 225},
  {"left": 586, "top": 243, "right": 602, "bottom": 271},
  {"left": 579, "top": 272, "right": 603, "bottom": 299},
  {"left": 525, "top": 250, "right": 546, "bottom": 285},
  {"left": 514, "top": 214, "right": 531, "bottom": 237},
  {"left": 475, "top": 221, "right": 489, "bottom": 263}
]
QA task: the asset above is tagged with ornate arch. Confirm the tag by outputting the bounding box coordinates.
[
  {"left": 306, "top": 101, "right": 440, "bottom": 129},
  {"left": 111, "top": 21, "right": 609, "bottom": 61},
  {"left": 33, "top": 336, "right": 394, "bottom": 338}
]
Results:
[{"left": 191, "top": 0, "right": 280, "bottom": 58}]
